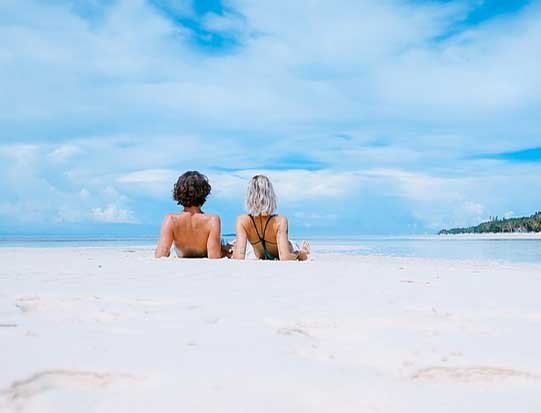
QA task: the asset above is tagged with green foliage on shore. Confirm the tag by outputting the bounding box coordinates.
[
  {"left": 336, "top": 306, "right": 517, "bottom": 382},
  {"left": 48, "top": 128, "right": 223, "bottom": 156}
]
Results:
[{"left": 439, "top": 212, "right": 541, "bottom": 234}]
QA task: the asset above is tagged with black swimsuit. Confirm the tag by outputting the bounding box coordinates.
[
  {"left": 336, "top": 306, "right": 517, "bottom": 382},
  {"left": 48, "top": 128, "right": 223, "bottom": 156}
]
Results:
[{"left": 249, "top": 214, "right": 278, "bottom": 260}]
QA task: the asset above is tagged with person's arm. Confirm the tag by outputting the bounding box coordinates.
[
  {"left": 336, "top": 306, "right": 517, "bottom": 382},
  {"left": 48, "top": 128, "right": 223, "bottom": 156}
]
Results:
[
  {"left": 206, "top": 215, "right": 222, "bottom": 259},
  {"left": 232, "top": 216, "right": 248, "bottom": 260},
  {"left": 276, "top": 215, "right": 300, "bottom": 261},
  {"left": 155, "top": 215, "right": 174, "bottom": 258}
]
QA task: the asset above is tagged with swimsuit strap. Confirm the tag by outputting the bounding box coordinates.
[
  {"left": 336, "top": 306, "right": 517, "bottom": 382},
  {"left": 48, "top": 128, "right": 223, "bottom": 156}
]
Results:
[
  {"left": 261, "top": 214, "right": 276, "bottom": 241},
  {"left": 249, "top": 214, "right": 276, "bottom": 241},
  {"left": 249, "top": 214, "right": 278, "bottom": 260},
  {"left": 248, "top": 214, "right": 263, "bottom": 242}
]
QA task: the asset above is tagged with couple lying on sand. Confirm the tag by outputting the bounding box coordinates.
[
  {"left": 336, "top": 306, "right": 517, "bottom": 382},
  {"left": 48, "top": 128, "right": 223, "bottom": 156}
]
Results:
[{"left": 155, "top": 171, "right": 311, "bottom": 261}]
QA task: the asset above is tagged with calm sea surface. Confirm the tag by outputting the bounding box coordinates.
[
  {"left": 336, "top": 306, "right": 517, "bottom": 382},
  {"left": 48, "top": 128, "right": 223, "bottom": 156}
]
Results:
[
  {"left": 306, "top": 236, "right": 541, "bottom": 264},
  {"left": 1, "top": 235, "right": 540, "bottom": 264}
]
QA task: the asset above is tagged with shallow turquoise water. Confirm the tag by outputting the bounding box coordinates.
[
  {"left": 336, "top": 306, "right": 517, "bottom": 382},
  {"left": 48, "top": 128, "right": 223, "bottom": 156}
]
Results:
[
  {"left": 305, "top": 236, "right": 541, "bottom": 264},
  {"left": 1, "top": 235, "right": 540, "bottom": 264}
]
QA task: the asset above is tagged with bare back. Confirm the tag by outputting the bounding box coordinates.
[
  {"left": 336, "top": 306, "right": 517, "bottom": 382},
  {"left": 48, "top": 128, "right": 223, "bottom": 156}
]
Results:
[
  {"left": 155, "top": 209, "right": 222, "bottom": 258},
  {"left": 233, "top": 214, "right": 310, "bottom": 261},
  {"left": 242, "top": 214, "right": 281, "bottom": 259}
]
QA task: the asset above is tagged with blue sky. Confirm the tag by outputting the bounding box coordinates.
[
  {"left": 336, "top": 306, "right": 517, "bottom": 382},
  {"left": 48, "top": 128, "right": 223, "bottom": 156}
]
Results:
[{"left": 1, "top": 0, "right": 540, "bottom": 236}]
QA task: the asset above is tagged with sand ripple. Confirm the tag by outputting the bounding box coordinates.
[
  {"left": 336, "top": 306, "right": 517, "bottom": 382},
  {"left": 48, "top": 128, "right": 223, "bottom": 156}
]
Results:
[
  {"left": 0, "top": 369, "right": 139, "bottom": 411},
  {"left": 411, "top": 366, "right": 540, "bottom": 383}
]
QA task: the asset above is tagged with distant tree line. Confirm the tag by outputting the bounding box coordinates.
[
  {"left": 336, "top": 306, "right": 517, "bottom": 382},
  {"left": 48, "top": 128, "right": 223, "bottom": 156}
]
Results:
[{"left": 439, "top": 211, "right": 541, "bottom": 234}]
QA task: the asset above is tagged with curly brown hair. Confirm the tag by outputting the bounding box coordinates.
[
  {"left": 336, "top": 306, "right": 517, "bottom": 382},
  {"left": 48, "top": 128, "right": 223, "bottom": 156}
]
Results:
[{"left": 173, "top": 171, "right": 211, "bottom": 207}]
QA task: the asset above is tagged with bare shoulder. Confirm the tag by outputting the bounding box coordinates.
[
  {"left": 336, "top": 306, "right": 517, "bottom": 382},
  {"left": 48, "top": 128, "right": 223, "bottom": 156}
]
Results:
[
  {"left": 236, "top": 214, "right": 251, "bottom": 224},
  {"left": 205, "top": 213, "right": 221, "bottom": 226},
  {"left": 274, "top": 214, "right": 288, "bottom": 226},
  {"left": 158, "top": 214, "right": 178, "bottom": 236},
  {"left": 162, "top": 213, "right": 178, "bottom": 226}
]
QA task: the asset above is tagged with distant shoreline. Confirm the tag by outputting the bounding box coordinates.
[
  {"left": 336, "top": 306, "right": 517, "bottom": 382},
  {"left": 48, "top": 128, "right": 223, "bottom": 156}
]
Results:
[
  {"left": 439, "top": 212, "right": 541, "bottom": 235},
  {"left": 437, "top": 232, "right": 541, "bottom": 239}
]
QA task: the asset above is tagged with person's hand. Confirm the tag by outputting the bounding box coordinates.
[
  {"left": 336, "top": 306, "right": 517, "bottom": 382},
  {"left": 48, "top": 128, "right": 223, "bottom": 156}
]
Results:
[
  {"left": 221, "top": 242, "right": 234, "bottom": 258},
  {"left": 298, "top": 240, "right": 311, "bottom": 261}
]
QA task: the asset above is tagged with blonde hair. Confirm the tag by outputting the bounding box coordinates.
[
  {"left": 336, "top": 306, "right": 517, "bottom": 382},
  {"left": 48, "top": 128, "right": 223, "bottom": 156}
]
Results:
[{"left": 246, "top": 175, "right": 277, "bottom": 216}]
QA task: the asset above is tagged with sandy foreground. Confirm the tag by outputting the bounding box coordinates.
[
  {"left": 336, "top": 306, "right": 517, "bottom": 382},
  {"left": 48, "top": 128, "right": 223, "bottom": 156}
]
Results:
[{"left": 1, "top": 247, "right": 540, "bottom": 412}]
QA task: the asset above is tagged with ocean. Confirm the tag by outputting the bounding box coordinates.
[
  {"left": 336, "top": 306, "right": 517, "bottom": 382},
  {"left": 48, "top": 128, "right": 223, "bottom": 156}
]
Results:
[
  {"left": 1, "top": 235, "right": 540, "bottom": 264},
  {"left": 306, "top": 236, "right": 541, "bottom": 264}
]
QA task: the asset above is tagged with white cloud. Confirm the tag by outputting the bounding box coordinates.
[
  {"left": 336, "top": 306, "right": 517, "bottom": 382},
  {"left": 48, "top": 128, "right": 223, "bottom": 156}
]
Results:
[
  {"left": 116, "top": 168, "right": 362, "bottom": 203},
  {"left": 118, "top": 169, "right": 177, "bottom": 184},
  {"left": 3, "top": 0, "right": 539, "bottom": 137},
  {"left": 117, "top": 168, "right": 177, "bottom": 198},
  {"left": 1, "top": 0, "right": 541, "bottom": 233},
  {"left": 210, "top": 169, "right": 363, "bottom": 203},
  {"left": 260, "top": 170, "right": 361, "bottom": 202},
  {"left": 91, "top": 205, "right": 137, "bottom": 224},
  {"left": 367, "top": 169, "right": 462, "bottom": 203},
  {"left": 0, "top": 144, "right": 39, "bottom": 165},
  {"left": 48, "top": 144, "right": 83, "bottom": 163},
  {"left": 461, "top": 201, "right": 486, "bottom": 218},
  {"left": 504, "top": 211, "right": 515, "bottom": 219}
]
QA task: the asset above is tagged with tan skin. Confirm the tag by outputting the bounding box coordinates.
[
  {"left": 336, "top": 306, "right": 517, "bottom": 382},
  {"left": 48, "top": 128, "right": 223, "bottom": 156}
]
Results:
[
  {"left": 232, "top": 214, "right": 310, "bottom": 261},
  {"left": 154, "top": 206, "right": 224, "bottom": 259}
]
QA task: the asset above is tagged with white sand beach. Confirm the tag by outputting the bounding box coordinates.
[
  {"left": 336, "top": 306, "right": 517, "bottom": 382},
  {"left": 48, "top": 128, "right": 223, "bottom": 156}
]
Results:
[{"left": 1, "top": 247, "right": 541, "bottom": 412}]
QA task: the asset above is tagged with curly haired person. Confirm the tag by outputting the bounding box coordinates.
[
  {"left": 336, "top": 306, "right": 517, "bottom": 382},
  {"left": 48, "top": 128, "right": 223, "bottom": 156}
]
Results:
[{"left": 155, "top": 171, "right": 228, "bottom": 258}]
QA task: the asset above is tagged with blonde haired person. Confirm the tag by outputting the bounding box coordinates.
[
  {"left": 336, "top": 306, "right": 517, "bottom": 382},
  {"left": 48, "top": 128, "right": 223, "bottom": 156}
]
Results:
[{"left": 232, "top": 175, "right": 310, "bottom": 261}]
